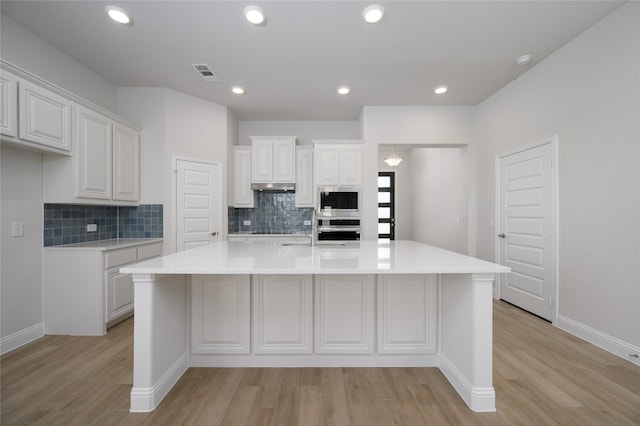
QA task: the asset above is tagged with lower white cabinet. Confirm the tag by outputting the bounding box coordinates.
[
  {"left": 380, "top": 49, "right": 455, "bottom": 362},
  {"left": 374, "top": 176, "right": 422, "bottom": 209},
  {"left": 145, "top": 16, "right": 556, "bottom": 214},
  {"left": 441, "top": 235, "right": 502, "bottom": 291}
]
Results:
[
  {"left": 314, "top": 274, "right": 375, "bottom": 354},
  {"left": 191, "top": 275, "right": 251, "bottom": 354},
  {"left": 252, "top": 275, "right": 313, "bottom": 354},
  {"left": 377, "top": 274, "right": 438, "bottom": 354},
  {"left": 43, "top": 240, "right": 162, "bottom": 335}
]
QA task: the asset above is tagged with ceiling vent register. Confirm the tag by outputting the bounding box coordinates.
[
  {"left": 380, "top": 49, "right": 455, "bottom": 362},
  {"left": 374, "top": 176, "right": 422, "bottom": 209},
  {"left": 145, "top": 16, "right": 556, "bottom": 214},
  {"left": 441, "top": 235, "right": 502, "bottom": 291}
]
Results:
[{"left": 192, "top": 64, "right": 220, "bottom": 82}]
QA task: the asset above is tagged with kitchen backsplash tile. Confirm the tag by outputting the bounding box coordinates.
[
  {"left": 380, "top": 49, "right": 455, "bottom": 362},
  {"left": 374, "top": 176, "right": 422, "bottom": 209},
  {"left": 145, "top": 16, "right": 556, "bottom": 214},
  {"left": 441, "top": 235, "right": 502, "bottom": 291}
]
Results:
[
  {"left": 44, "top": 204, "right": 163, "bottom": 247},
  {"left": 228, "top": 192, "right": 313, "bottom": 234}
]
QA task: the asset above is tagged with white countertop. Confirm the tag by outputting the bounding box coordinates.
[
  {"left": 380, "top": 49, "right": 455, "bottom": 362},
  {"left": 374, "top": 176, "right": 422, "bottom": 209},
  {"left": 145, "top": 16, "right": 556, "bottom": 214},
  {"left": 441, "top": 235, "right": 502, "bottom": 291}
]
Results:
[
  {"left": 44, "top": 238, "right": 163, "bottom": 251},
  {"left": 120, "top": 240, "right": 510, "bottom": 275}
]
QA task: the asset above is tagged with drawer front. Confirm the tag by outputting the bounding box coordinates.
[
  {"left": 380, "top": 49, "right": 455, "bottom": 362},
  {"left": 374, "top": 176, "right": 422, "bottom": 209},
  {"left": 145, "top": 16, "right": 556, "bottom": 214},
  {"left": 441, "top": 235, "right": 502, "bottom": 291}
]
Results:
[
  {"left": 104, "top": 247, "right": 137, "bottom": 268},
  {"left": 137, "top": 242, "right": 163, "bottom": 260}
]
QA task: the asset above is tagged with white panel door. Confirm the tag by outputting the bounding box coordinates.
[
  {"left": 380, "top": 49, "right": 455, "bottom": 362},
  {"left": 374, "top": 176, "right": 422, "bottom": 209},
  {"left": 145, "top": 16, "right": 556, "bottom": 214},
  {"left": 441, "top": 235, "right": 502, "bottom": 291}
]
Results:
[
  {"left": 340, "top": 145, "right": 362, "bottom": 185},
  {"left": 105, "top": 266, "right": 134, "bottom": 323},
  {"left": 377, "top": 274, "right": 437, "bottom": 354},
  {"left": 252, "top": 275, "right": 313, "bottom": 354},
  {"left": 498, "top": 140, "right": 555, "bottom": 321},
  {"left": 295, "top": 147, "right": 314, "bottom": 207},
  {"left": 272, "top": 139, "right": 295, "bottom": 182},
  {"left": 176, "top": 159, "right": 220, "bottom": 252},
  {"left": 191, "top": 275, "right": 250, "bottom": 354},
  {"left": 315, "top": 274, "right": 374, "bottom": 354}
]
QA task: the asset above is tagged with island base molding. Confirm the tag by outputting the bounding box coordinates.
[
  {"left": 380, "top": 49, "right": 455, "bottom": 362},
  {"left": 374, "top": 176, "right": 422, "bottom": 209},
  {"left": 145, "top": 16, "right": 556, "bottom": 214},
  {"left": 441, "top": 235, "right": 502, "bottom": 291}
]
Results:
[{"left": 190, "top": 354, "right": 439, "bottom": 368}]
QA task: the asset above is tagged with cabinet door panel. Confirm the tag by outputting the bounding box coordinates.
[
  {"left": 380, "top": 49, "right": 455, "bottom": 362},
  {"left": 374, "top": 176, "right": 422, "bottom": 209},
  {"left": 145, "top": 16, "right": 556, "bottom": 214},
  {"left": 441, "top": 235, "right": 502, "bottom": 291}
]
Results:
[
  {"left": 251, "top": 140, "right": 273, "bottom": 182},
  {"left": 378, "top": 275, "right": 437, "bottom": 354},
  {"left": 18, "top": 79, "right": 71, "bottom": 152},
  {"left": 0, "top": 71, "right": 18, "bottom": 137},
  {"left": 253, "top": 275, "right": 313, "bottom": 354},
  {"left": 272, "top": 140, "right": 295, "bottom": 182},
  {"left": 105, "top": 267, "right": 134, "bottom": 323},
  {"left": 295, "top": 148, "right": 314, "bottom": 207},
  {"left": 75, "top": 106, "right": 112, "bottom": 199},
  {"left": 340, "top": 146, "right": 362, "bottom": 185},
  {"left": 315, "top": 274, "right": 374, "bottom": 354},
  {"left": 192, "top": 275, "right": 250, "bottom": 354},
  {"left": 314, "top": 146, "right": 340, "bottom": 186},
  {"left": 233, "top": 148, "right": 255, "bottom": 207},
  {"left": 112, "top": 122, "right": 140, "bottom": 202}
]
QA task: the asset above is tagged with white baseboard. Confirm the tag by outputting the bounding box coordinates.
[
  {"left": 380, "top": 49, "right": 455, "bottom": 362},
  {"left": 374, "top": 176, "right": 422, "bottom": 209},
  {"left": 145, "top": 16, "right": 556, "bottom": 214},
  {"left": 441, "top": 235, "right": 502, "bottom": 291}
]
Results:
[
  {"left": 438, "top": 353, "right": 496, "bottom": 412},
  {"left": 130, "top": 351, "right": 189, "bottom": 412},
  {"left": 557, "top": 315, "right": 640, "bottom": 367},
  {"left": 0, "top": 322, "right": 45, "bottom": 355},
  {"left": 190, "top": 353, "right": 439, "bottom": 368}
]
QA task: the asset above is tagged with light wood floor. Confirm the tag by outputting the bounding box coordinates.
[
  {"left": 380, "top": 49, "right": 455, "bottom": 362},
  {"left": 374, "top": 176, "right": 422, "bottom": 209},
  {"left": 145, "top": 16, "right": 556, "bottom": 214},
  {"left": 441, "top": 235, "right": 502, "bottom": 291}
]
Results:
[{"left": 2, "top": 300, "right": 640, "bottom": 425}]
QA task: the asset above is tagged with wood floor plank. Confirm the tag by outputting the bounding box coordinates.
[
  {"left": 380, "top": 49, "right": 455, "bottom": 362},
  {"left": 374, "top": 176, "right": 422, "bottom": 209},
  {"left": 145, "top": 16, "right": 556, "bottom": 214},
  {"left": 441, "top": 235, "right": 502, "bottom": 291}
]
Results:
[{"left": 3, "top": 302, "right": 640, "bottom": 425}]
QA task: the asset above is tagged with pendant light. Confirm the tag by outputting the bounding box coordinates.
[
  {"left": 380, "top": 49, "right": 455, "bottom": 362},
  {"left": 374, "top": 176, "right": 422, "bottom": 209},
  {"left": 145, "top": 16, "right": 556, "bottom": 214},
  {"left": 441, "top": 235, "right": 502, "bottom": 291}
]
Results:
[{"left": 384, "top": 149, "right": 403, "bottom": 167}]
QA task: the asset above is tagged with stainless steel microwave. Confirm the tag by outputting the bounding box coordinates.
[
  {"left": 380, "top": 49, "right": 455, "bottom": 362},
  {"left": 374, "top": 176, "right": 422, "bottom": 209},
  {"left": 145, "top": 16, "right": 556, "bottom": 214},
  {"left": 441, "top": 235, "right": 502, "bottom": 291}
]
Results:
[{"left": 317, "top": 186, "right": 361, "bottom": 218}]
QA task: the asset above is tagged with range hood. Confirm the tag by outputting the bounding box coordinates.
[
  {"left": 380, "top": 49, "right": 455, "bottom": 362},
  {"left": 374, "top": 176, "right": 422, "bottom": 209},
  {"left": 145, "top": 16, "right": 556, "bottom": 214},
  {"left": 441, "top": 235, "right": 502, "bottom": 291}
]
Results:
[{"left": 251, "top": 182, "right": 296, "bottom": 192}]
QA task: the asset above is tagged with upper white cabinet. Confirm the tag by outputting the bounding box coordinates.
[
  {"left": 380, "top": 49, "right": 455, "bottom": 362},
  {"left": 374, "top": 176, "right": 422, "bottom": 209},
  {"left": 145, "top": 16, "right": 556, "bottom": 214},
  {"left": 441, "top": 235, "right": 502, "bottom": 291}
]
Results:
[
  {"left": 233, "top": 146, "right": 256, "bottom": 208},
  {"left": 0, "top": 70, "right": 18, "bottom": 138},
  {"left": 19, "top": 79, "right": 72, "bottom": 153},
  {"left": 44, "top": 105, "right": 140, "bottom": 205},
  {"left": 295, "top": 146, "right": 314, "bottom": 207},
  {"left": 1, "top": 68, "right": 72, "bottom": 154},
  {"left": 250, "top": 136, "right": 296, "bottom": 183},
  {"left": 313, "top": 140, "right": 363, "bottom": 186}
]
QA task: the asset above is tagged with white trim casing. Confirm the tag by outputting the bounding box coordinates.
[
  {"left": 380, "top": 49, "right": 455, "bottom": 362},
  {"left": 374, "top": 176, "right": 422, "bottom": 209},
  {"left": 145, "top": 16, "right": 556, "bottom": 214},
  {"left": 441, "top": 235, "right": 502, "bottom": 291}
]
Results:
[{"left": 0, "top": 323, "right": 45, "bottom": 355}]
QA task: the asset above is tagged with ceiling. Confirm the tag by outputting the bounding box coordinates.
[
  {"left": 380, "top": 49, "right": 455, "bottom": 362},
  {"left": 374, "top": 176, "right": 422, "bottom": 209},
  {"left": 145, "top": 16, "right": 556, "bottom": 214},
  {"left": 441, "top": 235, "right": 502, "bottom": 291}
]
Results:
[{"left": 0, "top": 1, "right": 625, "bottom": 121}]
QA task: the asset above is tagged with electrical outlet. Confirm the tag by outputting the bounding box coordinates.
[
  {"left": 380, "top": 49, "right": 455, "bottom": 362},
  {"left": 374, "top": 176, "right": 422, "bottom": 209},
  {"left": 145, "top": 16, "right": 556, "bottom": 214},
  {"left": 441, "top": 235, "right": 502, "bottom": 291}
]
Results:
[
  {"left": 243, "top": 220, "right": 251, "bottom": 226},
  {"left": 87, "top": 224, "right": 97, "bottom": 232},
  {"left": 11, "top": 222, "right": 24, "bottom": 237},
  {"left": 303, "top": 220, "right": 311, "bottom": 226}
]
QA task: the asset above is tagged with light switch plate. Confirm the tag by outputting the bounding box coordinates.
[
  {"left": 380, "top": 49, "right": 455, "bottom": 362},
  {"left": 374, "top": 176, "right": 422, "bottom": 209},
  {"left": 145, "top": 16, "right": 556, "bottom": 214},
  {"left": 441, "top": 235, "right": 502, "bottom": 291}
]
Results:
[
  {"left": 303, "top": 220, "right": 311, "bottom": 226},
  {"left": 11, "top": 222, "right": 24, "bottom": 237},
  {"left": 243, "top": 220, "right": 251, "bottom": 226},
  {"left": 87, "top": 224, "right": 97, "bottom": 232}
]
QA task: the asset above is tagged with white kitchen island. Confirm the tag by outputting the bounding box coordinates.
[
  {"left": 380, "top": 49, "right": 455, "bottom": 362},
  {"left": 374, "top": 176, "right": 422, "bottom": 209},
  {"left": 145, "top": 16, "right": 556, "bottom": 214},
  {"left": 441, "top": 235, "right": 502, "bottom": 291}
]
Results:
[{"left": 121, "top": 240, "right": 509, "bottom": 413}]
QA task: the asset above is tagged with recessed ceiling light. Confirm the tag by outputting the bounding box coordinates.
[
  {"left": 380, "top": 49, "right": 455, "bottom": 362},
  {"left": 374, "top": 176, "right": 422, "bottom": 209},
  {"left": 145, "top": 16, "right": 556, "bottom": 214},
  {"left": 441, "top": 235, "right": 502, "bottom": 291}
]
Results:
[
  {"left": 363, "top": 5, "right": 384, "bottom": 24},
  {"left": 434, "top": 85, "right": 448, "bottom": 95},
  {"left": 231, "top": 86, "right": 245, "bottom": 95},
  {"left": 105, "top": 5, "right": 133, "bottom": 26},
  {"left": 515, "top": 54, "right": 532, "bottom": 66},
  {"left": 337, "top": 86, "right": 350, "bottom": 95},
  {"left": 244, "top": 6, "right": 266, "bottom": 25}
]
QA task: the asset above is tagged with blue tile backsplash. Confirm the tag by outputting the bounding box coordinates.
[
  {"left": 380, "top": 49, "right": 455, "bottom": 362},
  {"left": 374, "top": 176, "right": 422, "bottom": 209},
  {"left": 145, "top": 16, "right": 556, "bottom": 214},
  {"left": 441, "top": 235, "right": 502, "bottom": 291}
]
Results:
[
  {"left": 44, "top": 204, "right": 163, "bottom": 247},
  {"left": 228, "top": 192, "right": 313, "bottom": 234}
]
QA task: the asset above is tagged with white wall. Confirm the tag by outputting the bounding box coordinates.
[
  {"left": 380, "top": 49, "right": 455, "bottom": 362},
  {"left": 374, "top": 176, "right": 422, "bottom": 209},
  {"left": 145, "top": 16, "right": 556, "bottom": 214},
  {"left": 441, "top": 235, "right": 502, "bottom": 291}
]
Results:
[
  {"left": 0, "top": 146, "right": 44, "bottom": 345},
  {"left": 118, "top": 88, "right": 231, "bottom": 252},
  {"left": 361, "top": 106, "right": 475, "bottom": 241},
  {"left": 474, "top": 2, "right": 640, "bottom": 348},
  {"left": 238, "top": 121, "right": 359, "bottom": 146},
  {"left": 409, "top": 148, "right": 467, "bottom": 253},
  {"left": 1, "top": 14, "right": 118, "bottom": 112}
]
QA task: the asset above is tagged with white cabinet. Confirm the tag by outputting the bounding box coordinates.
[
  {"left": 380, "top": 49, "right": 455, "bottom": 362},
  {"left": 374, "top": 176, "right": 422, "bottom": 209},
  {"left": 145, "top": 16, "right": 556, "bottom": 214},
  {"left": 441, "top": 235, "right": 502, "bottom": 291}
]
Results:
[
  {"left": 252, "top": 275, "right": 313, "bottom": 354},
  {"left": 313, "top": 141, "right": 363, "bottom": 186},
  {"left": 250, "top": 136, "right": 296, "bottom": 183},
  {"left": 295, "top": 147, "right": 314, "bottom": 207},
  {"left": 0, "top": 70, "right": 18, "bottom": 138},
  {"left": 191, "top": 275, "right": 251, "bottom": 354},
  {"left": 18, "top": 78, "right": 72, "bottom": 153},
  {"left": 233, "top": 146, "right": 256, "bottom": 208},
  {"left": 43, "top": 241, "right": 162, "bottom": 335},
  {"left": 377, "top": 275, "right": 437, "bottom": 354},
  {"left": 44, "top": 105, "right": 140, "bottom": 205},
  {"left": 314, "top": 274, "right": 374, "bottom": 354},
  {"left": 1, "top": 69, "right": 72, "bottom": 154}
]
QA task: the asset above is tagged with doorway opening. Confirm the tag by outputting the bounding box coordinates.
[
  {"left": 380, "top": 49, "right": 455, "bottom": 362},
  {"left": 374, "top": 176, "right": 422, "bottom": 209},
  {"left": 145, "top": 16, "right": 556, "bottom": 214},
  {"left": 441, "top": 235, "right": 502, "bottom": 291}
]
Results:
[{"left": 378, "top": 172, "right": 395, "bottom": 242}]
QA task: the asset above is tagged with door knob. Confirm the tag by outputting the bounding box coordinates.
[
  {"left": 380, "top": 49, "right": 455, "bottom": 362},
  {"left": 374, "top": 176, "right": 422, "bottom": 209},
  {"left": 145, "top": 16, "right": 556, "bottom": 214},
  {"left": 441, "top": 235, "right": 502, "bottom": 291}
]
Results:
[
  {"left": 210, "top": 231, "right": 218, "bottom": 236},
  {"left": 497, "top": 233, "right": 506, "bottom": 238}
]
